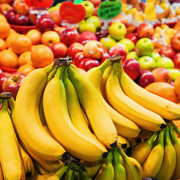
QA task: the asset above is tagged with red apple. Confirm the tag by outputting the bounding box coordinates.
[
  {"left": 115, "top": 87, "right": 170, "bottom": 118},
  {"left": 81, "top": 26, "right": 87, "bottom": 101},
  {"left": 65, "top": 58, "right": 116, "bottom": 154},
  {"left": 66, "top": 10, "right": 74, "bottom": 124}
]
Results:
[
  {"left": 100, "top": 52, "right": 110, "bottom": 64},
  {"left": 126, "top": 33, "right": 139, "bottom": 45},
  {"left": 67, "top": 42, "right": 84, "bottom": 58},
  {"left": 136, "top": 70, "right": 155, "bottom": 88},
  {"left": 159, "top": 45, "right": 176, "bottom": 59},
  {"left": 10, "top": 14, "right": 31, "bottom": 25},
  {"left": 0, "top": 3, "right": 13, "bottom": 15},
  {"left": 108, "top": 45, "right": 127, "bottom": 61},
  {"left": 79, "top": 31, "right": 98, "bottom": 45},
  {"left": 122, "top": 59, "right": 141, "bottom": 80},
  {"left": 0, "top": 72, "right": 8, "bottom": 93},
  {"left": 173, "top": 53, "right": 180, "bottom": 68},
  {"left": 151, "top": 67, "right": 173, "bottom": 83},
  {"left": 4, "top": 9, "right": 16, "bottom": 23},
  {"left": 137, "top": 22, "right": 154, "bottom": 39},
  {"left": 170, "top": 32, "right": 180, "bottom": 51},
  {"left": 13, "top": 0, "right": 29, "bottom": 15},
  {"left": 73, "top": 52, "right": 85, "bottom": 66},
  {"left": 54, "top": 26, "right": 67, "bottom": 35},
  {"left": 60, "top": 28, "right": 79, "bottom": 46},
  {"left": 78, "top": 58, "right": 100, "bottom": 71},
  {"left": 2, "top": 72, "right": 26, "bottom": 99},
  {"left": 50, "top": 42, "right": 67, "bottom": 59}
]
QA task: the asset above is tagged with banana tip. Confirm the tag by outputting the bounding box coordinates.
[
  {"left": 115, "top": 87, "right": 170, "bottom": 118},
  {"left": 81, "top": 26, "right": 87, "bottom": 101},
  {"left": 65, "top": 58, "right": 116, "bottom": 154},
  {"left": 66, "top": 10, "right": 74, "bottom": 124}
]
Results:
[
  {"left": 110, "top": 141, "right": 117, "bottom": 149},
  {"left": 161, "top": 123, "right": 167, "bottom": 129},
  {"left": 102, "top": 152, "right": 108, "bottom": 158}
]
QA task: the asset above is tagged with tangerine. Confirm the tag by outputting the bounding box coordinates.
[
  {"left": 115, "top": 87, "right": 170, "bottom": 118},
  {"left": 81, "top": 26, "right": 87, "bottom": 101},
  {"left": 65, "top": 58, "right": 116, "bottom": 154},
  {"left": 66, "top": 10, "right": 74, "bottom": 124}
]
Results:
[
  {"left": 0, "top": 22, "right": 10, "bottom": 39},
  {"left": 174, "top": 75, "right": 180, "bottom": 96},
  {"left": 5, "top": 34, "right": 18, "bottom": 48},
  {"left": 18, "top": 51, "right": 32, "bottom": 67},
  {"left": 26, "top": 29, "right": 42, "bottom": 45},
  {"left": 0, "top": 38, "right": 7, "bottom": 52},
  {"left": 17, "top": 64, "right": 36, "bottom": 75}
]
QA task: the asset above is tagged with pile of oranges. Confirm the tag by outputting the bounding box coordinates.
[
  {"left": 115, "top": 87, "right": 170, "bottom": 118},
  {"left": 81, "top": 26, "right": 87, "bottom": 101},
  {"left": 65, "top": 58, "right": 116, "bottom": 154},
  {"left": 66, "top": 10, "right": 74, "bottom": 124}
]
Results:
[{"left": 0, "top": 14, "right": 55, "bottom": 75}]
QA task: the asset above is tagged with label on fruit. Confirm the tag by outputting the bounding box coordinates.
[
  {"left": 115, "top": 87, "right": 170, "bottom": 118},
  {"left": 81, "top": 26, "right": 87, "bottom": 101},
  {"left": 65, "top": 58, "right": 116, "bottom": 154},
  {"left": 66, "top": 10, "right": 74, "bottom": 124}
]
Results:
[
  {"left": 60, "top": 1, "right": 86, "bottom": 24},
  {"left": 97, "top": 0, "right": 122, "bottom": 20},
  {"left": 25, "top": 0, "right": 54, "bottom": 8},
  {"left": 74, "top": 0, "right": 83, "bottom": 4}
]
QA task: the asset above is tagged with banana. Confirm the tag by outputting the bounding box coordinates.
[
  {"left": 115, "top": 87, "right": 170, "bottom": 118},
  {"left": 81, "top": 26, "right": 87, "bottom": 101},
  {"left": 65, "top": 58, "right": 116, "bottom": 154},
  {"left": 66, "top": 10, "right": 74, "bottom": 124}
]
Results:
[
  {"left": 0, "top": 163, "right": 3, "bottom": 180},
  {"left": 68, "top": 64, "right": 118, "bottom": 149},
  {"left": 13, "top": 63, "right": 66, "bottom": 161},
  {"left": 27, "top": 171, "right": 56, "bottom": 180},
  {"left": 131, "top": 132, "right": 158, "bottom": 165},
  {"left": 33, "top": 161, "right": 49, "bottom": 175},
  {"left": 85, "top": 57, "right": 141, "bottom": 138},
  {"left": 156, "top": 127, "right": 176, "bottom": 180},
  {"left": 142, "top": 129, "right": 165, "bottom": 178},
  {"left": 63, "top": 67, "right": 107, "bottom": 151},
  {"left": 19, "top": 144, "right": 35, "bottom": 178},
  {"left": 105, "top": 61, "right": 166, "bottom": 131},
  {"left": 169, "top": 125, "right": 180, "bottom": 180},
  {"left": 94, "top": 150, "right": 114, "bottom": 180},
  {"left": 118, "top": 146, "right": 142, "bottom": 180},
  {"left": 118, "top": 59, "right": 180, "bottom": 120},
  {"left": 43, "top": 66, "right": 108, "bottom": 161},
  {"left": 0, "top": 99, "right": 25, "bottom": 180},
  {"left": 113, "top": 148, "right": 126, "bottom": 180},
  {"left": 79, "top": 168, "right": 92, "bottom": 180},
  {"left": 73, "top": 167, "right": 80, "bottom": 180},
  {"left": 137, "top": 129, "right": 153, "bottom": 140},
  {"left": 63, "top": 166, "right": 74, "bottom": 180}
]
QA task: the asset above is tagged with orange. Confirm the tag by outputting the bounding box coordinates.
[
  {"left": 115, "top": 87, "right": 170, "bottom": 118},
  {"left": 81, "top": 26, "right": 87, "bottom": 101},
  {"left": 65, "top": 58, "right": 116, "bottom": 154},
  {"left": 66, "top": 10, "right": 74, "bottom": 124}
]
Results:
[
  {"left": 6, "top": 34, "right": 17, "bottom": 48},
  {"left": 0, "top": 21, "right": 10, "bottom": 39},
  {"left": 26, "top": 29, "right": 42, "bottom": 45},
  {"left": 0, "top": 38, "right": 7, "bottom": 52},
  {"left": 18, "top": 51, "right": 32, "bottom": 67},
  {"left": 17, "top": 64, "right": 36, "bottom": 75},
  {"left": 11, "top": 34, "right": 32, "bottom": 55},
  {"left": 0, "top": 14, "right": 7, "bottom": 22},
  {"left": 174, "top": 75, "right": 180, "bottom": 96},
  {"left": 31, "top": 44, "right": 54, "bottom": 68},
  {"left": 0, "top": 49, "right": 18, "bottom": 69},
  {"left": 145, "top": 82, "right": 179, "bottom": 103},
  {"left": 10, "top": 29, "right": 17, "bottom": 35}
]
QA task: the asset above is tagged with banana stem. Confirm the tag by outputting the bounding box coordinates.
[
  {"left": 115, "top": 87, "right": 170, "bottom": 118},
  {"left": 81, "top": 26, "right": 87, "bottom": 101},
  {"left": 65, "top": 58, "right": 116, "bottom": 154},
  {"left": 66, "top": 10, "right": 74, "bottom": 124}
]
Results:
[
  {"left": 54, "top": 163, "right": 70, "bottom": 178},
  {"left": 158, "top": 129, "right": 165, "bottom": 147},
  {"left": 117, "top": 146, "right": 127, "bottom": 161},
  {"left": 173, "top": 124, "right": 180, "bottom": 137},
  {"left": 54, "top": 66, "right": 65, "bottom": 79},
  {"left": 43, "top": 62, "right": 56, "bottom": 75},
  {"left": 147, "top": 131, "right": 158, "bottom": 143},
  {"left": 98, "top": 58, "right": 112, "bottom": 72},
  {"left": 170, "top": 125, "right": 179, "bottom": 144},
  {"left": 1, "top": 99, "right": 8, "bottom": 112}
]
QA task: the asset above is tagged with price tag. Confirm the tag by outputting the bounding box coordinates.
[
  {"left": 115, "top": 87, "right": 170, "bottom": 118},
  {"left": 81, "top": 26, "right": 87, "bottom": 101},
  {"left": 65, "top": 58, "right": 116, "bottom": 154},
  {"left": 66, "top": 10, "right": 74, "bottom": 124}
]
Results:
[
  {"left": 60, "top": 1, "right": 86, "bottom": 24},
  {"left": 25, "top": 0, "right": 54, "bottom": 8},
  {"left": 97, "top": 0, "right": 122, "bottom": 20}
]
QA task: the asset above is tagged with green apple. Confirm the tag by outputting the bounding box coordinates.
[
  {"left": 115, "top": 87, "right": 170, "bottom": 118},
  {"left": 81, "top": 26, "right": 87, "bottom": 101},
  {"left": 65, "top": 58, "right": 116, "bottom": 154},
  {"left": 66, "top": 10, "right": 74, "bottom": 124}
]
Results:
[
  {"left": 151, "top": 52, "right": 161, "bottom": 62},
  {"left": 56, "top": 3, "right": 62, "bottom": 7},
  {"left": 116, "top": 42, "right": 129, "bottom": 53},
  {"left": 119, "top": 38, "right": 135, "bottom": 52},
  {"left": 49, "top": 6, "right": 59, "bottom": 13},
  {"left": 138, "top": 56, "right": 156, "bottom": 71},
  {"left": 109, "top": 22, "right": 127, "bottom": 41},
  {"left": 135, "top": 38, "right": 154, "bottom": 57},
  {"left": 86, "top": 16, "right": 101, "bottom": 30},
  {"left": 126, "top": 51, "right": 139, "bottom": 60},
  {"left": 156, "top": 57, "right": 174, "bottom": 69},
  {"left": 167, "top": 68, "right": 180, "bottom": 81},
  {"left": 79, "top": 22, "right": 96, "bottom": 33},
  {"left": 100, "top": 37, "right": 116, "bottom": 51},
  {"left": 81, "top": 1, "right": 94, "bottom": 18}
]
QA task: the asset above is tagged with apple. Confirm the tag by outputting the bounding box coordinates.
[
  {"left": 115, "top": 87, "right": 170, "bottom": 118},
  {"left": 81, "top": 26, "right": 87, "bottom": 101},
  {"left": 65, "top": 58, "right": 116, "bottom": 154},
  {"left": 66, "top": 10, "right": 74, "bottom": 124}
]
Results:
[
  {"left": 83, "top": 40, "right": 104, "bottom": 60},
  {"left": 100, "top": 37, "right": 116, "bottom": 52},
  {"left": 86, "top": 16, "right": 101, "bottom": 30},
  {"left": 54, "top": 26, "right": 67, "bottom": 36},
  {"left": 115, "top": 42, "right": 129, "bottom": 53},
  {"left": 108, "top": 45, "right": 127, "bottom": 61},
  {"left": 48, "top": 6, "right": 59, "bottom": 13},
  {"left": 156, "top": 56, "right": 174, "bottom": 69},
  {"left": 79, "top": 22, "right": 96, "bottom": 33},
  {"left": 125, "top": 33, "right": 139, "bottom": 45},
  {"left": 13, "top": 0, "right": 29, "bottom": 15},
  {"left": 100, "top": 52, "right": 110, "bottom": 64},
  {"left": 67, "top": 42, "right": 84, "bottom": 58},
  {"left": 109, "top": 22, "right": 127, "bottom": 41},
  {"left": 136, "top": 70, "right": 155, "bottom": 88},
  {"left": 170, "top": 32, "right": 180, "bottom": 51},
  {"left": 50, "top": 42, "right": 67, "bottom": 59},
  {"left": 173, "top": 53, "right": 180, "bottom": 68},
  {"left": 119, "top": 38, "right": 135, "bottom": 52},
  {"left": 49, "top": 9, "right": 61, "bottom": 25},
  {"left": 0, "top": 3, "right": 13, "bottom": 15},
  {"left": 10, "top": 14, "right": 31, "bottom": 26},
  {"left": 138, "top": 56, "right": 156, "bottom": 71},
  {"left": 81, "top": 1, "right": 94, "bottom": 18},
  {"left": 79, "top": 31, "right": 97, "bottom": 45},
  {"left": 4, "top": 9, "right": 15, "bottom": 23},
  {"left": 41, "top": 31, "right": 60, "bottom": 47},
  {"left": 151, "top": 52, "right": 161, "bottom": 62},
  {"left": 135, "top": 38, "right": 154, "bottom": 57},
  {"left": 168, "top": 68, "right": 180, "bottom": 81},
  {"left": 151, "top": 67, "right": 173, "bottom": 84},
  {"left": 73, "top": 52, "right": 85, "bottom": 67},
  {"left": 60, "top": 28, "right": 79, "bottom": 46},
  {"left": 126, "top": 51, "right": 139, "bottom": 60},
  {"left": 0, "top": 72, "right": 8, "bottom": 92},
  {"left": 2, "top": 72, "right": 26, "bottom": 99},
  {"left": 136, "top": 22, "right": 154, "bottom": 39},
  {"left": 88, "top": 0, "right": 101, "bottom": 7},
  {"left": 159, "top": 45, "right": 176, "bottom": 59},
  {"left": 122, "top": 59, "right": 141, "bottom": 80},
  {"left": 78, "top": 58, "right": 100, "bottom": 71}
]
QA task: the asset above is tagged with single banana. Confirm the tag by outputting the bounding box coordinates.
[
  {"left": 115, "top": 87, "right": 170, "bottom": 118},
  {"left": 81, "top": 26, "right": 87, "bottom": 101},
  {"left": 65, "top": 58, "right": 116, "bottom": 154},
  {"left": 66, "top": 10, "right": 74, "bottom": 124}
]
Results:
[
  {"left": 117, "top": 135, "right": 131, "bottom": 150},
  {"left": 105, "top": 61, "right": 166, "bottom": 131},
  {"left": 94, "top": 150, "right": 114, "bottom": 180},
  {"left": 43, "top": 66, "right": 108, "bottom": 162},
  {"left": 68, "top": 64, "right": 117, "bottom": 149},
  {"left": 131, "top": 132, "right": 158, "bottom": 165},
  {"left": 85, "top": 57, "right": 141, "bottom": 138},
  {"left": 33, "top": 161, "right": 49, "bottom": 175},
  {"left": 113, "top": 148, "right": 126, "bottom": 180},
  {"left": 63, "top": 67, "right": 107, "bottom": 151},
  {"left": 118, "top": 146, "right": 142, "bottom": 180},
  {"left": 118, "top": 60, "right": 180, "bottom": 120},
  {"left": 63, "top": 166, "right": 74, "bottom": 180},
  {"left": 142, "top": 129, "right": 165, "bottom": 178},
  {"left": 0, "top": 99, "right": 25, "bottom": 180},
  {"left": 156, "top": 127, "right": 176, "bottom": 180},
  {"left": 14, "top": 63, "right": 66, "bottom": 161},
  {"left": 0, "top": 163, "right": 3, "bottom": 180},
  {"left": 169, "top": 125, "right": 180, "bottom": 180},
  {"left": 27, "top": 171, "right": 56, "bottom": 180}
]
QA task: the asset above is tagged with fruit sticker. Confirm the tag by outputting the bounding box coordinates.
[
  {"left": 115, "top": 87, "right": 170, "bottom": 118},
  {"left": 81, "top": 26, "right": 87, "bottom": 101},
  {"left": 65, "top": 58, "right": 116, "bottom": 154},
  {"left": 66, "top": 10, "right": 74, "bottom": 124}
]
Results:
[
  {"left": 25, "top": 0, "right": 54, "bottom": 8},
  {"left": 97, "top": 0, "right": 122, "bottom": 20},
  {"left": 60, "top": 1, "right": 86, "bottom": 24}
]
